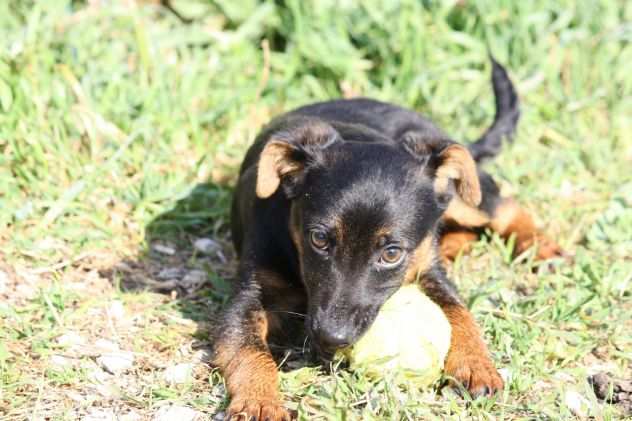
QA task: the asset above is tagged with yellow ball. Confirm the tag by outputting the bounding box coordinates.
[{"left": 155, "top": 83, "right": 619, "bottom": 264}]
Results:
[{"left": 337, "top": 284, "right": 451, "bottom": 387}]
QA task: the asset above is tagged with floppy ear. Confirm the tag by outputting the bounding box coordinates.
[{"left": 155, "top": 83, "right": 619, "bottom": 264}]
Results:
[
  {"left": 433, "top": 144, "right": 481, "bottom": 207},
  {"left": 256, "top": 120, "right": 338, "bottom": 199},
  {"left": 256, "top": 141, "right": 301, "bottom": 198},
  {"left": 401, "top": 132, "right": 481, "bottom": 207}
]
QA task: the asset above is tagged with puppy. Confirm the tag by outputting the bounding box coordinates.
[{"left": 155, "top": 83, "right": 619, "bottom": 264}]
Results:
[{"left": 213, "top": 58, "right": 563, "bottom": 420}]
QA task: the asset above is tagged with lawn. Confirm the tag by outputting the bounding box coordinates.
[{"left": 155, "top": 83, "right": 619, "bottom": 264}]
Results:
[{"left": 1, "top": 0, "right": 631, "bottom": 419}]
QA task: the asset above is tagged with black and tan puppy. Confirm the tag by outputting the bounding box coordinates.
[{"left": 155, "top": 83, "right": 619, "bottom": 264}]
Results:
[{"left": 213, "top": 58, "right": 563, "bottom": 420}]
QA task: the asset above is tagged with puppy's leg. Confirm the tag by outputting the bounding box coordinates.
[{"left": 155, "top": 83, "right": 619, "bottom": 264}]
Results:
[
  {"left": 439, "top": 229, "right": 478, "bottom": 262},
  {"left": 442, "top": 170, "right": 563, "bottom": 261},
  {"left": 420, "top": 267, "right": 504, "bottom": 397},
  {"left": 213, "top": 272, "right": 293, "bottom": 421}
]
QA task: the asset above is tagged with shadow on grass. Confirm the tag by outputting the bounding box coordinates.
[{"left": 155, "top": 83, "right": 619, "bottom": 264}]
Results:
[
  {"left": 101, "top": 180, "right": 314, "bottom": 355},
  {"left": 145, "top": 182, "right": 234, "bottom": 245}
]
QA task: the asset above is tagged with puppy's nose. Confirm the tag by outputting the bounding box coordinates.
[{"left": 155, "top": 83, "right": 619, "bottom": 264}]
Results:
[{"left": 317, "top": 327, "right": 351, "bottom": 352}]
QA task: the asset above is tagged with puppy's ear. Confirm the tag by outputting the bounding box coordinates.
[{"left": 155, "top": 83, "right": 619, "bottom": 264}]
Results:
[
  {"left": 256, "top": 120, "right": 338, "bottom": 199},
  {"left": 434, "top": 144, "right": 481, "bottom": 207},
  {"left": 401, "top": 132, "right": 481, "bottom": 207}
]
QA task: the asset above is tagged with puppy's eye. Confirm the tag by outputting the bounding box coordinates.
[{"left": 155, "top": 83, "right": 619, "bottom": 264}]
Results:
[
  {"left": 310, "top": 230, "right": 329, "bottom": 250},
  {"left": 379, "top": 246, "right": 404, "bottom": 266}
]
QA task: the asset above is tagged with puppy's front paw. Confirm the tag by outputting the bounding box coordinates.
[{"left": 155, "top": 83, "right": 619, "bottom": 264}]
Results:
[
  {"left": 226, "top": 398, "right": 294, "bottom": 421},
  {"left": 445, "top": 352, "right": 504, "bottom": 398}
]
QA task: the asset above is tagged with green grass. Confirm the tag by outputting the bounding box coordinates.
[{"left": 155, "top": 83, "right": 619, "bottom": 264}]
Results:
[{"left": 1, "top": 0, "right": 631, "bottom": 419}]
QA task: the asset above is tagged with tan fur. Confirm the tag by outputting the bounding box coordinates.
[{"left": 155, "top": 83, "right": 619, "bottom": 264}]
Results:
[
  {"left": 213, "top": 310, "right": 288, "bottom": 419},
  {"left": 440, "top": 230, "right": 478, "bottom": 261},
  {"left": 490, "top": 198, "right": 563, "bottom": 259},
  {"left": 221, "top": 348, "right": 283, "bottom": 416},
  {"left": 404, "top": 235, "right": 435, "bottom": 284},
  {"left": 288, "top": 203, "right": 304, "bottom": 274},
  {"left": 256, "top": 120, "right": 337, "bottom": 199},
  {"left": 374, "top": 227, "right": 392, "bottom": 242},
  {"left": 254, "top": 310, "right": 269, "bottom": 341},
  {"left": 333, "top": 216, "right": 345, "bottom": 245},
  {"left": 256, "top": 140, "right": 302, "bottom": 199},
  {"left": 442, "top": 303, "right": 504, "bottom": 393},
  {"left": 489, "top": 198, "right": 523, "bottom": 234},
  {"left": 440, "top": 198, "right": 563, "bottom": 261},
  {"left": 434, "top": 144, "right": 481, "bottom": 207},
  {"left": 443, "top": 196, "right": 491, "bottom": 227}
]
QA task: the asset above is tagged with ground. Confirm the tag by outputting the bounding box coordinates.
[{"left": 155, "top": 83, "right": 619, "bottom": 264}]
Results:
[{"left": 1, "top": 1, "right": 631, "bottom": 420}]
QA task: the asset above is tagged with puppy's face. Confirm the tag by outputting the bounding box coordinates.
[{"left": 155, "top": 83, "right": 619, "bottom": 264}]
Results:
[
  {"left": 256, "top": 120, "right": 480, "bottom": 357},
  {"left": 290, "top": 142, "right": 445, "bottom": 355}
]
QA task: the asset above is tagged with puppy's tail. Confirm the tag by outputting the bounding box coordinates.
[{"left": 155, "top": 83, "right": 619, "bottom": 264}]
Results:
[{"left": 468, "top": 56, "right": 520, "bottom": 162}]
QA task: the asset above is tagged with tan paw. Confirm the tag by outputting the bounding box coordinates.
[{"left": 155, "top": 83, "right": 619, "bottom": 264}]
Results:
[
  {"left": 445, "top": 353, "right": 504, "bottom": 398},
  {"left": 226, "top": 398, "right": 294, "bottom": 421}
]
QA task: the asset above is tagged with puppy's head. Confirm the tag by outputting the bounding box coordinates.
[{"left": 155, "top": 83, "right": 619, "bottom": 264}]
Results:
[{"left": 256, "top": 118, "right": 480, "bottom": 357}]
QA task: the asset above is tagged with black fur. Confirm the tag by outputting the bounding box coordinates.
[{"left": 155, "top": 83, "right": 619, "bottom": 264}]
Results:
[
  {"left": 214, "top": 58, "right": 520, "bottom": 417},
  {"left": 225, "top": 57, "right": 516, "bottom": 357},
  {"left": 468, "top": 56, "right": 520, "bottom": 162}
]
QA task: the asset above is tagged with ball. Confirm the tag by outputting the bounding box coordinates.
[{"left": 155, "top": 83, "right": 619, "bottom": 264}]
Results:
[{"left": 336, "top": 284, "right": 452, "bottom": 387}]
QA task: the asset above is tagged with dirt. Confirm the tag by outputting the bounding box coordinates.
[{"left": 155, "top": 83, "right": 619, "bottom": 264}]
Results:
[{"left": 589, "top": 372, "right": 632, "bottom": 416}]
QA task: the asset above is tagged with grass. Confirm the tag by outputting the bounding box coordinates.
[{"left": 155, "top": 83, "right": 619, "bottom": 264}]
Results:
[{"left": 1, "top": 0, "right": 631, "bottom": 419}]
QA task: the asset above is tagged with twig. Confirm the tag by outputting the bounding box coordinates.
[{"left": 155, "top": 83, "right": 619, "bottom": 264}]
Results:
[{"left": 254, "top": 39, "right": 271, "bottom": 101}]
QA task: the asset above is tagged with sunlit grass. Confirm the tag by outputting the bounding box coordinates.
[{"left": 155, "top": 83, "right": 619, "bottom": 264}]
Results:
[{"left": 1, "top": 0, "right": 631, "bottom": 419}]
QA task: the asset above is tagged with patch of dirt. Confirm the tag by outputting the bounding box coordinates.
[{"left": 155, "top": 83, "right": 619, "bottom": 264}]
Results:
[
  {"left": 101, "top": 237, "right": 236, "bottom": 298},
  {"left": 589, "top": 372, "right": 632, "bottom": 417},
  {"left": 1, "top": 231, "right": 238, "bottom": 419}
]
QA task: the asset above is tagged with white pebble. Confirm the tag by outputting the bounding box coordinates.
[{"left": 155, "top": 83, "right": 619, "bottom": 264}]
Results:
[
  {"left": 157, "top": 267, "right": 184, "bottom": 280},
  {"left": 65, "top": 390, "right": 86, "bottom": 404},
  {"left": 554, "top": 371, "right": 575, "bottom": 382},
  {"left": 163, "top": 363, "right": 194, "bottom": 384},
  {"left": 94, "top": 339, "right": 120, "bottom": 353},
  {"left": 97, "top": 352, "right": 134, "bottom": 375},
  {"left": 193, "top": 238, "right": 221, "bottom": 255},
  {"left": 119, "top": 411, "right": 143, "bottom": 421},
  {"left": 50, "top": 354, "right": 74, "bottom": 369},
  {"left": 153, "top": 405, "right": 200, "bottom": 421},
  {"left": 192, "top": 348, "right": 213, "bottom": 363},
  {"left": 498, "top": 367, "right": 512, "bottom": 384},
  {"left": 82, "top": 408, "right": 116, "bottom": 421},
  {"left": 15, "top": 283, "right": 37, "bottom": 300},
  {"left": 108, "top": 300, "right": 125, "bottom": 320},
  {"left": 564, "top": 389, "right": 593, "bottom": 418},
  {"left": 152, "top": 243, "right": 176, "bottom": 255},
  {"left": 57, "top": 332, "right": 87, "bottom": 347},
  {"left": 181, "top": 270, "right": 207, "bottom": 289}
]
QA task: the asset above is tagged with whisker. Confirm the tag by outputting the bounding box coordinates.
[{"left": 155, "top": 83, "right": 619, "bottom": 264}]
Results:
[
  {"left": 374, "top": 285, "right": 401, "bottom": 292},
  {"left": 301, "top": 335, "right": 310, "bottom": 355},
  {"left": 267, "top": 310, "right": 306, "bottom": 318},
  {"left": 277, "top": 349, "right": 292, "bottom": 370}
]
